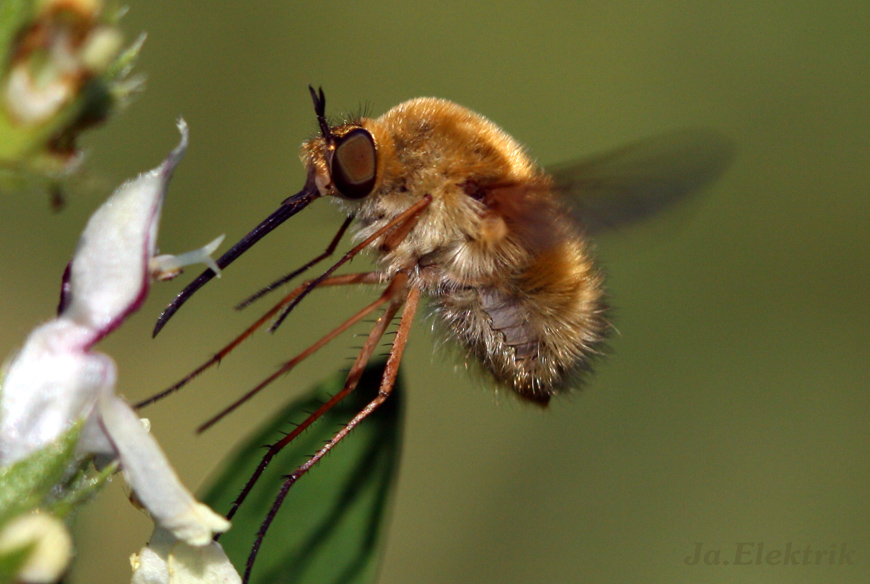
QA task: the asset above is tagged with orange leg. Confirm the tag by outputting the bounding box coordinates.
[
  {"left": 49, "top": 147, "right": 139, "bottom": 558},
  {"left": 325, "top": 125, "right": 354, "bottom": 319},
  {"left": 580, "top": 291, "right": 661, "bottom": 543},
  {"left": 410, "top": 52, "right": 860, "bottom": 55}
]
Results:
[
  {"left": 223, "top": 272, "right": 409, "bottom": 523},
  {"left": 243, "top": 283, "right": 422, "bottom": 583},
  {"left": 269, "top": 194, "right": 432, "bottom": 332},
  {"left": 139, "top": 194, "right": 432, "bottom": 410},
  {"left": 197, "top": 272, "right": 408, "bottom": 433},
  {"left": 235, "top": 216, "right": 353, "bottom": 310},
  {"left": 134, "top": 271, "right": 381, "bottom": 409}
]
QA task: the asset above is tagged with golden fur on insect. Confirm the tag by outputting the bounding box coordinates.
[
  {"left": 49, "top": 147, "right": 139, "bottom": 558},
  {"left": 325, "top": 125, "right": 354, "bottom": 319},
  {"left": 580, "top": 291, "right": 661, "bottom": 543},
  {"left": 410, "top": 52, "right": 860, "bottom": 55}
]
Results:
[{"left": 301, "top": 98, "right": 609, "bottom": 404}]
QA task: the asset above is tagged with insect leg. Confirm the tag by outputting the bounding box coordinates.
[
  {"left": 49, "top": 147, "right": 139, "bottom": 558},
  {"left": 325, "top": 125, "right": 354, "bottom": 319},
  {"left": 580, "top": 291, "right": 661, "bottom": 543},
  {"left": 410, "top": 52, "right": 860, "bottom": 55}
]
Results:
[
  {"left": 223, "top": 272, "right": 409, "bottom": 524},
  {"left": 235, "top": 215, "right": 353, "bottom": 310},
  {"left": 134, "top": 271, "right": 381, "bottom": 410},
  {"left": 153, "top": 186, "right": 320, "bottom": 337},
  {"left": 269, "top": 194, "right": 432, "bottom": 332},
  {"left": 196, "top": 273, "right": 409, "bottom": 433},
  {"left": 243, "top": 283, "right": 421, "bottom": 584}
]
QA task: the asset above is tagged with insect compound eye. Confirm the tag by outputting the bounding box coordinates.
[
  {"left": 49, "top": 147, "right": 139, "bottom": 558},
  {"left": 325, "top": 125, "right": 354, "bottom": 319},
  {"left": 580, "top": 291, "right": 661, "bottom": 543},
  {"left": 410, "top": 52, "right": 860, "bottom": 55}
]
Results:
[{"left": 330, "top": 128, "right": 378, "bottom": 200}]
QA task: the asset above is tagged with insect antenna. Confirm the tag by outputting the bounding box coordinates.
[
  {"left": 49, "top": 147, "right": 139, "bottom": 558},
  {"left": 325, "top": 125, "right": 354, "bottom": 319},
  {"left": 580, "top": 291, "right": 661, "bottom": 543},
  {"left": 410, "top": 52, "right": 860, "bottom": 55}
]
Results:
[
  {"left": 309, "top": 85, "right": 332, "bottom": 143},
  {"left": 242, "top": 284, "right": 421, "bottom": 584}
]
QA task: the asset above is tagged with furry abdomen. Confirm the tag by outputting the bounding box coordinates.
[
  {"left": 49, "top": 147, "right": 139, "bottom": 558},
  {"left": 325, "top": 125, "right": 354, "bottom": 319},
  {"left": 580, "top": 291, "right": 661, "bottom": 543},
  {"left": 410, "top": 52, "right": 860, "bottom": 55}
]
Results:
[{"left": 428, "top": 234, "right": 608, "bottom": 404}]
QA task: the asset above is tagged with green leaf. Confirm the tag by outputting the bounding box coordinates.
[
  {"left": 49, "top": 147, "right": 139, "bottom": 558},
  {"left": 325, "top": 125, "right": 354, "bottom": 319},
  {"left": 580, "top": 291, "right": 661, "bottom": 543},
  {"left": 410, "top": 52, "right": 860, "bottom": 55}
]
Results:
[
  {"left": 0, "top": 424, "right": 81, "bottom": 524},
  {"left": 201, "top": 361, "right": 404, "bottom": 584}
]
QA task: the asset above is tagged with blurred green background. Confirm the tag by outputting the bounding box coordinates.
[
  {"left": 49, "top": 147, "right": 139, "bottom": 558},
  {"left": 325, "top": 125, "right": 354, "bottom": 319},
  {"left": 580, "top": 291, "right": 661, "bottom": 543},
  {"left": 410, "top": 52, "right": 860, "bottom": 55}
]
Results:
[{"left": 2, "top": 1, "right": 868, "bottom": 582}]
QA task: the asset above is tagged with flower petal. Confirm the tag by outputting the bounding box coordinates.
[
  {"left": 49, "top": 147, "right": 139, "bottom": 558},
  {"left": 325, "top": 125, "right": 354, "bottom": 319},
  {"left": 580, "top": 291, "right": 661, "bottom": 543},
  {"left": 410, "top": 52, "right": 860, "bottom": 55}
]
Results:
[
  {"left": 131, "top": 526, "right": 241, "bottom": 584},
  {"left": 1, "top": 119, "right": 230, "bottom": 553},
  {"left": 97, "top": 394, "right": 229, "bottom": 545},
  {"left": 168, "top": 538, "right": 241, "bottom": 584},
  {"left": 0, "top": 321, "right": 112, "bottom": 465},
  {"left": 60, "top": 120, "right": 189, "bottom": 342}
]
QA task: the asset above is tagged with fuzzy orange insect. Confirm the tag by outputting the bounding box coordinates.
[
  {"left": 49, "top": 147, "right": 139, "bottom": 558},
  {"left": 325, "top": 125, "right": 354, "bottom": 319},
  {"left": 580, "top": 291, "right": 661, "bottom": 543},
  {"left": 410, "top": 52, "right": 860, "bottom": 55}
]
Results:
[{"left": 143, "top": 86, "right": 732, "bottom": 581}]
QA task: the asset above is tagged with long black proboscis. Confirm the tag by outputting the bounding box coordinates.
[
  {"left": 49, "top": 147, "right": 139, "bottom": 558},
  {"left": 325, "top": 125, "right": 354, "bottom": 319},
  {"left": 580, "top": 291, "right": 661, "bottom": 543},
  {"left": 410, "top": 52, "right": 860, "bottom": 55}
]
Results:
[{"left": 153, "top": 187, "right": 320, "bottom": 337}]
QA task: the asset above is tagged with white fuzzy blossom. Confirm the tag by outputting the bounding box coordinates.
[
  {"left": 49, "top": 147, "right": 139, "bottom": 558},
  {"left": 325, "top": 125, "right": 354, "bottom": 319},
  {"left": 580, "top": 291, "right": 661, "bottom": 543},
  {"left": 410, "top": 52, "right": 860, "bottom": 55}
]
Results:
[{"left": 0, "top": 121, "right": 230, "bottom": 547}]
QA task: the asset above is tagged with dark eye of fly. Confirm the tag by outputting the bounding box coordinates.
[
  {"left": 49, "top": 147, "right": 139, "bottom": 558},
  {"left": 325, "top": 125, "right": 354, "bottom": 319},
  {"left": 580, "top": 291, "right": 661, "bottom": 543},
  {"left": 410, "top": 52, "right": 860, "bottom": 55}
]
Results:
[{"left": 330, "top": 128, "right": 377, "bottom": 199}]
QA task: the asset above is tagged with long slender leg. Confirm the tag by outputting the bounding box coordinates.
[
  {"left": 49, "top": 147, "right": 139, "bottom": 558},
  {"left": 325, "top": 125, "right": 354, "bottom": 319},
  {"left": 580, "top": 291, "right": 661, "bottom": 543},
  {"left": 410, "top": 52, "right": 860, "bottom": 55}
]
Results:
[
  {"left": 141, "top": 199, "right": 429, "bottom": 409},
  {"left": 134, "top": 272, "right": 381, "bottom": 410},
  {"left": 235, "top": 216, "right": 353, "bottom": 310},
  {"left": 223, "top": 273, "right": 408, "bottom": 523},
  {"left": 146, "top": 196, "right": 430, "bottom": 408},
  {"left": 269, "top": 194, "right": 431, "bottom": 332},
  {"left": 243, "top": 284, "right": 422, "bottom": 584},
  {"left": 197, "top": 273, "right": 409, "bottom": 433}
]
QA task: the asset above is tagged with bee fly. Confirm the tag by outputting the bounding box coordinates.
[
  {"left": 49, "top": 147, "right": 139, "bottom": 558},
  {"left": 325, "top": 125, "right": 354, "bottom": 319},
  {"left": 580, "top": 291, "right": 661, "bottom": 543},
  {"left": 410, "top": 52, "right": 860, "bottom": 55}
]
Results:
[{"left": 141, "top": 86, "right": 732, "bottom": 581}]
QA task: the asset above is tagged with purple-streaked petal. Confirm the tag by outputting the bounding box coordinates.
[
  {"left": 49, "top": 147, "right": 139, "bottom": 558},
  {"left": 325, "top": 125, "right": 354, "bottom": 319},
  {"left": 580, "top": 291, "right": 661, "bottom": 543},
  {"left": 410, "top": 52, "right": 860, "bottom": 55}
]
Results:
[
  {"left": 1, "top": 120, "right": 230, "bottom": 545},
  {"left": 61, "top": 120, "right": 188, "bottom": 345},
  {"left": 0, "top": 321, "right": 112, "bottom": 465}
]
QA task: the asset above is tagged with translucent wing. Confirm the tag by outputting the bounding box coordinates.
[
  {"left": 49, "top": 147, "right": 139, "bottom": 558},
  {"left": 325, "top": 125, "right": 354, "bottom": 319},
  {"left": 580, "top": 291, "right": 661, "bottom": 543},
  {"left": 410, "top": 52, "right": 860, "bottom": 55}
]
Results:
[{"left": 548, "top": 129, "right": 735, "bottom": 234}]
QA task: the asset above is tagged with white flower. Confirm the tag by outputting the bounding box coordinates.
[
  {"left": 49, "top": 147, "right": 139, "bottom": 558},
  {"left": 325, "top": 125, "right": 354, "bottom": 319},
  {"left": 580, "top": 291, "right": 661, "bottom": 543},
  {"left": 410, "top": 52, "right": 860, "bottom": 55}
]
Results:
[
  {"left": 131, "top": 527, "right": 241, "bottom": 584},
  {"left": 0, "top": 120, "right": 229, "bottom": 546}
]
